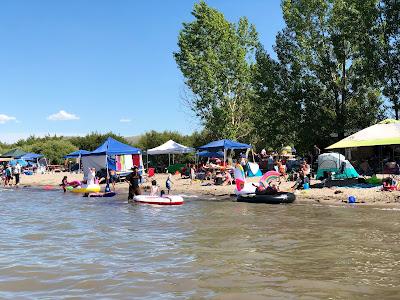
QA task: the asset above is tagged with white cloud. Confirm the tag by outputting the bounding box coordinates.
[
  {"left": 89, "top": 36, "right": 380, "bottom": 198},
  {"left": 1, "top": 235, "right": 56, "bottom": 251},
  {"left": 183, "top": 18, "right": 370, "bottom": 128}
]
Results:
[
  {"left": 0, "top": 114, "right": 17, "bottom": 124},
  {"left": 47, "top": 110, "right": 79, "bottom": 121},
  {"left": 120, "top": 118, "right": 131, "bottom": 123}
]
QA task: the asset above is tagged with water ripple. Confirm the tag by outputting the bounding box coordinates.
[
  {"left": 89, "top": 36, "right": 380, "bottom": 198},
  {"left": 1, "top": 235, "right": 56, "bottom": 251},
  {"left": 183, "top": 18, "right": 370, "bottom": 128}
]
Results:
[{"left": 0, "top": 189, "right": 399, "bottom": 298}]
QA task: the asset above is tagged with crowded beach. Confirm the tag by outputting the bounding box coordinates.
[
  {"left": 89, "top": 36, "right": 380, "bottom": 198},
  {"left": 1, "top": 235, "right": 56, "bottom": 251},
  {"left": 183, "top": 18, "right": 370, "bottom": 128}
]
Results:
[{"left": 1, "top": 119, "right": 400, "bottom": 206}]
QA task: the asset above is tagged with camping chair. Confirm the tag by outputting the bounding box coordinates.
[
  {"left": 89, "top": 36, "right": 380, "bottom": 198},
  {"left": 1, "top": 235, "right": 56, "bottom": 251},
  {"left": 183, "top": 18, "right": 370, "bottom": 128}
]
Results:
[{"left": 148, "top": 167, "right": 155, "bottom": 177}]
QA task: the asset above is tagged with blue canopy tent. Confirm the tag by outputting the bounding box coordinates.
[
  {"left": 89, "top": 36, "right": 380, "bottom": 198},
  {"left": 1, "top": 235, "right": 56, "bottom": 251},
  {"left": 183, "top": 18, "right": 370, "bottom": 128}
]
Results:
[
  {"left": 64, "top": 150, "right": 90, "bottom": 173},
  {"left": 197, "top": 151, "right": 224, "bottom": 158},
  {"left": 9, "top": 159, "right": 28, "bottom": 167},
  {"left": 88, "top": 137, "right": 141, "bottom": 156},
  {"left": 17, "top": 152, "right": 45, "bottom": 170},
  {"left": 197, "top": 139, "right": 252, "bottom": 164},
  {"left": 197, "top": 139, "right": 252, "bottom": 151},
  {"left": 81, "top": 137, "right": 142, "bottom": 179},
  {"left": 64, "top": 150, "right": 90, "bottom": 159},
  {"left": 19, "top": 152, "right": 43, "bottom": 161}
]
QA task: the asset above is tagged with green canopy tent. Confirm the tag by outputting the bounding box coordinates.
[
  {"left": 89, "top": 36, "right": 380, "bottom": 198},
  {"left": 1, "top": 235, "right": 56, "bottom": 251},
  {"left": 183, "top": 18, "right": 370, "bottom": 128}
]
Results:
[
  {"left": 326, "top": 119, "right": 400, "bottom": 149},
  {"left": 326, "top": 119, "right": 400, "bottom": 174},
  {"left": 0, "top": 149, "right": 27, "bottom": 158}
]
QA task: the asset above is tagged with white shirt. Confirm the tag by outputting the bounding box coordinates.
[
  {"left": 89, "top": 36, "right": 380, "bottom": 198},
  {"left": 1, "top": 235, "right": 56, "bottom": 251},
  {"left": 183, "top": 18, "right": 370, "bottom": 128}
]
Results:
[
  {"left": 87, "top": 170, "right": 95, "bottom": 185},
  {"left": 14, "top": 164, "right": 21, "bottom": 175},
  {"left": 150, "top": 185, "right": 159, "bottom": 196}
]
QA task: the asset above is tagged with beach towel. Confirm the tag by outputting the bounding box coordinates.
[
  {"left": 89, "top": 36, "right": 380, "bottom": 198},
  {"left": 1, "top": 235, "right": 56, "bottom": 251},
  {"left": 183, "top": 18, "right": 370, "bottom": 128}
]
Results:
[
  {"left": 116, "top": 156, "right": 122, "bottom": 171},
  {"left": 123, "top": 154, "right": 133, "bottom": 171}
]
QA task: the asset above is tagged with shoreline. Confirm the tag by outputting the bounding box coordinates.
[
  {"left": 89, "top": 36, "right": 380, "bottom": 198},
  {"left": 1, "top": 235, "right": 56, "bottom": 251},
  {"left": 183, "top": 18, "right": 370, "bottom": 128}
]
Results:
[{"left": 5, "top": 172, "right": 400, "bottom": 207}]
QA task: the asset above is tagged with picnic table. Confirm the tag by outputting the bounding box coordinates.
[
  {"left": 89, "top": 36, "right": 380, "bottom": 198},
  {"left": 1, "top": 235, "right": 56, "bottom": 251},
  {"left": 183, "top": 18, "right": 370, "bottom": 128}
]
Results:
[{"left": 47, "top": 165, "right": 63, "bottom": 172}]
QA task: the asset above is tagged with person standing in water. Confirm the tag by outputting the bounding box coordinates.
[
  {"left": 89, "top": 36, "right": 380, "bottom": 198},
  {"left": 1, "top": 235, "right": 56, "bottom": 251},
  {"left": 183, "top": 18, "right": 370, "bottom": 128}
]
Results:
[
  {"left": 166, "top": 173, "right": 173, "bottom": 194},
  {"left": 4, "top": 165, "right": 12, "bottom": 186},
  {"left": 125, "top": 165, "right": 142, "bottom": 201},
  {"left": 13, "top": 162, "right": 21, "bottom": 187},
  {"left": 60, "top": 176, "right": 68, "bottom": 192},
  {"left": 109, "top": 169, "right": 117, "bottom": 191}
]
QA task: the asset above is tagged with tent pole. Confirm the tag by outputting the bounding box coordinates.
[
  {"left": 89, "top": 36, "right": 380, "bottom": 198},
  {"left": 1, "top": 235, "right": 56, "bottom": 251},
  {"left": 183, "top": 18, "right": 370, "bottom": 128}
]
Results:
[
  {"left": 393, "top": 146, "right": 395, "bottom": 161},
  {"left": 169, "top": 153, "right": 171, "bottom": 166},
  {"left": 380, "top": 146, "right": 383, "bottom": 176},
  {"left": 173, "top": 154, "right": 175, "bottom": 164},
  {"left": 146, "top": 151, "right": 149, "bottom": 171},
  {"left": 223, "top": 149, "right": 227, "bottom": 167}
]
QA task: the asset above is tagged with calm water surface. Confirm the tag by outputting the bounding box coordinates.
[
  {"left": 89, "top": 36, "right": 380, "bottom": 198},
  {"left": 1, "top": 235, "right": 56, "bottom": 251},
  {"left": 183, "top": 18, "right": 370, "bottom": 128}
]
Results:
[{"left": 0, "top": 188, "right": 400, "bottom": 299}]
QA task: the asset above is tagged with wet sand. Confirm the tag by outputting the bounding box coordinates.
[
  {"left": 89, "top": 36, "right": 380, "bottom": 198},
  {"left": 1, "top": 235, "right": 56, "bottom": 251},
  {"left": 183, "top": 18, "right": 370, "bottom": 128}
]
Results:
[{"left": 9, "top": 172, "right": 400, "bottom": 206}]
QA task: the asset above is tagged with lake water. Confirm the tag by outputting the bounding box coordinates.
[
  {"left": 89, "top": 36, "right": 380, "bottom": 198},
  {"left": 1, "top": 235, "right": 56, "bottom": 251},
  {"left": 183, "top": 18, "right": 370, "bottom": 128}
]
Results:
[{"left": 0, "top": 188, "right": 400, "bottom": 299}]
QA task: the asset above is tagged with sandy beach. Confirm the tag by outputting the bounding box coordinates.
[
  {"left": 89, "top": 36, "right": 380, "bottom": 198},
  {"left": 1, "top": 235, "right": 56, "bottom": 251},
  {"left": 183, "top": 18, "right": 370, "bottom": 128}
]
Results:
[{"left": 7, "top": 171, "right": 400, "bottom": 206}]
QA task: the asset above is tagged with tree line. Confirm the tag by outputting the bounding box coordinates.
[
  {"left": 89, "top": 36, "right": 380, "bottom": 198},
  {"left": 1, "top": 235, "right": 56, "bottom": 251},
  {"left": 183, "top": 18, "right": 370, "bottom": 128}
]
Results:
[
  {"left": 0, "top": 133, "right": 129, "bottom": 165},
  {"left": 0, "top": 131, "right": 209, "bottom": 165},
  {"left": 174, "top": 0, "right": 399, "bottom": 154}
]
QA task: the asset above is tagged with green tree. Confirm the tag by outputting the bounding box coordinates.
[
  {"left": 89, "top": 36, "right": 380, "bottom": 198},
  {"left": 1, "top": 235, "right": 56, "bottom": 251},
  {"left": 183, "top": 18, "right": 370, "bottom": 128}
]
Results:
[
  {"left": 277, "top": 0, "right": 383, "bottom": 142},
  {"left": 24, "top": 139, "right": 77, "bottom": 164},
  {"left": 134, "top": 130, "right": 192, "bottom": 150},
  {"left": 174, "top": 1, "right": 259, "bottom": 140},
  {"left": 69, "top": 132, "right": 129, "bottom": 151},
  {"left": 252, "top": 46, "right": 302, "bottom": 151},
  {"left": 377, "top": 0, "right": 400, "bottom": 119}
]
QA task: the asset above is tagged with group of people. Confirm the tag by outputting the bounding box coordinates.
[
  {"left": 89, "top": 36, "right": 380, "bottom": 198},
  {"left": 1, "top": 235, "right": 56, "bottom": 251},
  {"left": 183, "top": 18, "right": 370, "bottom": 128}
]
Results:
[
  {"left": 125, "top": 166, "right": 174, "bottom": 200},
  {"left": 1, "top": 162, "right": 22, "bottom": 187},
  {"left": 181, "top": 161, "right": 234, "bottom": 186},
  {"left": 291, "top": 160, "right": 311, "bottom": 190}
]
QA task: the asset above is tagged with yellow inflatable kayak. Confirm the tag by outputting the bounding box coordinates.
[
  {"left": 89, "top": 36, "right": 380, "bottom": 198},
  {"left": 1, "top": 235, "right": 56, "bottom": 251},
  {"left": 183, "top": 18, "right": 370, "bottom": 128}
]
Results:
[{"left": 70, "top": 184, "right": 101, "bottom": 193}]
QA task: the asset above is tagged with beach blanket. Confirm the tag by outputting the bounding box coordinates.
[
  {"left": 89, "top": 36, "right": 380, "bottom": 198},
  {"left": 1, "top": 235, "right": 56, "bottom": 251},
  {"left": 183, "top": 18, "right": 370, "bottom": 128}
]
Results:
[{"left": 338, "top": 184, "right": 381, "bottom": 189}]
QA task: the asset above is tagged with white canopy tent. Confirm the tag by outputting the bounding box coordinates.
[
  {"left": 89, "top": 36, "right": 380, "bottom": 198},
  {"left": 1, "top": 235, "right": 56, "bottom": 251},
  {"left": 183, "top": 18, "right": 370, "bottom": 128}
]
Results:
[{"left": 147, "top": 140, "right": 195, "bottom": 166}]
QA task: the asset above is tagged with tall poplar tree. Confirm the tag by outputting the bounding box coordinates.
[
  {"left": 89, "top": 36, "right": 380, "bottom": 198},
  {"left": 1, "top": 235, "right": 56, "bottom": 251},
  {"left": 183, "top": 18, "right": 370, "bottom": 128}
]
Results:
[
  {"left": 174, "top": 1, "right": 259, "bottom": 140},
  {"left": 276, "top": 0, "right": 383, "bottom": 141},
  {"left": 377, "top": 0, "right": 400, "bottom": 119}
]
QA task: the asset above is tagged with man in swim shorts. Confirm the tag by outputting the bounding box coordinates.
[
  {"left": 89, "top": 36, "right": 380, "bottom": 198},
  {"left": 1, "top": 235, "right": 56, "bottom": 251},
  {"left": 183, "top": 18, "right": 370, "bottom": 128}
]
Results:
[{"left": 125, "top": 166, "right": 142, "bottom": 200}]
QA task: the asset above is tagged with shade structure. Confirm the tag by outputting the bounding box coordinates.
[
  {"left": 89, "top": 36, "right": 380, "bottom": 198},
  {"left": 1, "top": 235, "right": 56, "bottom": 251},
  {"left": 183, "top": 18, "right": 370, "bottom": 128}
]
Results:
[
  {"left": 197, "top": 139, "right": 252, "bottom": 151},
  {"left": 147, "top": 140, "right": 194, "bottom": 155},
  {"left": 9, "top": 159, "right": 28, "bottom": 167},
  {"left": 81, "top": 137, "right": 143, "bottom": 179},
  {"left": 197, "top": 151, "right": 224, "bottom": 158},
  {"left": 316, "top": 152, "right": 359, "bottom": 179},
  {"left": 85, "top": 137, "right": 141, "bottom": 156},
  {"left": 64, "top": 150, "right": 90, "bottom": 158},
  {"left": 19, "top": 152, "right": 43, "bottom": 161},
  {"left": 326, "top": 119, "right": 400, "bottom": 149},
  {"left": 0, "top": 149, "right": 27, "bottom": 158}
]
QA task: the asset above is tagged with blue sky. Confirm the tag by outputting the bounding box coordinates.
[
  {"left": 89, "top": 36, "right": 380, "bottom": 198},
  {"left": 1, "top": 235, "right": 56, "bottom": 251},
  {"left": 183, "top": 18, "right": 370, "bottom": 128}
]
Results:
[{"left": 0, "top": 0, "right": 284, "bottom": 143}]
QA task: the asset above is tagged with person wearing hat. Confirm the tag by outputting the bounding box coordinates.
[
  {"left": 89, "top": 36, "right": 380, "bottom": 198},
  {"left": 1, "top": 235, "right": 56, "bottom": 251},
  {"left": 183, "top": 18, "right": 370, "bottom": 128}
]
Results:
[{"left": 125, "top": 165, "right": 142, "bottom": 200}]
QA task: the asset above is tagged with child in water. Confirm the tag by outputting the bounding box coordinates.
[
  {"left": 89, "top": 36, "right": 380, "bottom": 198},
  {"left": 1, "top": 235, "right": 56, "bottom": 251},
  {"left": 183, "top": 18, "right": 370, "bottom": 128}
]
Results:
[
  {"left": 150, "top": 180, "right": 160, "bottom": 196},
  {"left": 60, "top": 176, "right": 68, "bottom": 192}
]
